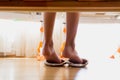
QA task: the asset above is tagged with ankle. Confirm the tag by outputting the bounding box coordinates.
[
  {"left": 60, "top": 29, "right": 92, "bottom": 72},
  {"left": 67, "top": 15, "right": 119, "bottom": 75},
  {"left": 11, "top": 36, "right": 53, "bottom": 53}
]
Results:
[
  {"left": 62, "top": 42, "right": 77, "bottom": 58},
  {"left": 42, "top": 40, "right": 55, "bottom": 55},
  {"left": 62, "top": 47, "right": 73, "bottom": 58},
  {"left": 43, "top": 40, "right": 53, "bottom": 48},
  {"left": 65, "top": 42, "right": 75, "bottom": 50}
]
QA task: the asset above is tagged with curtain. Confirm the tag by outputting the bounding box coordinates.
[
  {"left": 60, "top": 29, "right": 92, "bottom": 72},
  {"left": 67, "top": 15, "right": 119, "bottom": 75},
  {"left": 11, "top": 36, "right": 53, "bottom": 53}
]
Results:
[
  {"left": 0, "top": 15, "right": 66, "bottom": 57},
  {"left": 0, "top": 19, "right": 41, "bottom": 57}
]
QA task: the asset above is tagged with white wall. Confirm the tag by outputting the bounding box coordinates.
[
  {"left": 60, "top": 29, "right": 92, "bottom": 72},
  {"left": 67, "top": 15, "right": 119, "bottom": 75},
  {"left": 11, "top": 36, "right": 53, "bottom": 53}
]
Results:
[{"left": 0, "top": 18, "right": 120, "bottom": 60}]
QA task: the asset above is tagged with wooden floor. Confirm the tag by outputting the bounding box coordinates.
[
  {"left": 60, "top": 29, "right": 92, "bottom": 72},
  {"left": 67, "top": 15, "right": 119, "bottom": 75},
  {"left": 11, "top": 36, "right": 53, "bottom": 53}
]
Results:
[{"left": 0, "top": 58, "right": 120, "bottom": 80}]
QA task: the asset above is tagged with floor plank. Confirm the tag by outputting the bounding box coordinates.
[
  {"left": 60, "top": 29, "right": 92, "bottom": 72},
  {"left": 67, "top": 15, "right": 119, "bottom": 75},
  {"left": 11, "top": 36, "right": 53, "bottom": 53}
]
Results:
[{"left": 0, "top": 58, "right": 120, "bottom": 80}]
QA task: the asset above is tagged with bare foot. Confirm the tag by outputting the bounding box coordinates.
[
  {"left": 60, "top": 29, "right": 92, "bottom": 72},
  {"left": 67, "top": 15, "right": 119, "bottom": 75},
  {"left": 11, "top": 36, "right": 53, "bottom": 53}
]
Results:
[
  {"left": 62, "top": 46, "right": 87, "bottom": 64},
  {"left": 42, "top": 42, "right": 61, "bottom": 63}
]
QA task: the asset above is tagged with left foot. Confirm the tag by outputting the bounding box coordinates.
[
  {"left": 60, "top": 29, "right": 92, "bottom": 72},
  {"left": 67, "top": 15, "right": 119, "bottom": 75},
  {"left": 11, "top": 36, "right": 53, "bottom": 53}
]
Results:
[{"left": 62, "top": 46, "right": 87, "bottom": 64}]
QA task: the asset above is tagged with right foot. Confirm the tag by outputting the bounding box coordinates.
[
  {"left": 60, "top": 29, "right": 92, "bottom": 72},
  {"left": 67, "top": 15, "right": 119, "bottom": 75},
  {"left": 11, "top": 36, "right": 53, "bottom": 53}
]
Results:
[{"left": 42, "top": 42, "right": 62, "bottom": 63}]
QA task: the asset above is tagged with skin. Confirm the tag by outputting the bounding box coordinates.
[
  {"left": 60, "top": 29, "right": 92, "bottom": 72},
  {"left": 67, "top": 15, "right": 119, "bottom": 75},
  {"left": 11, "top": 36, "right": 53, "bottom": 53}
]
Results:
[{"left": 42, "top": 12, "right": 84, "bottom": 63}]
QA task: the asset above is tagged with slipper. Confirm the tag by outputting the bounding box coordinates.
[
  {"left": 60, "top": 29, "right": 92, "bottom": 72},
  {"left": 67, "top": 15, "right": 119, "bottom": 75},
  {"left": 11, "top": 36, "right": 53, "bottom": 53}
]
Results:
[
  {"left": 44, "top": 59, "right": 66, "bottom": 67},
  {"left": 68, "top": 59, "right": 88, "bottom": 68}
]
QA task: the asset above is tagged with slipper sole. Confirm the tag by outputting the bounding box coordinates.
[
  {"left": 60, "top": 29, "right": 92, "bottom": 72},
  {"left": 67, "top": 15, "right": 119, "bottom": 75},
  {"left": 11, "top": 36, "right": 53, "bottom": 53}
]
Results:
[
  {"left": 68, "top": 59, "right": 88, "bottom": 68},
  {"left": 69, "top": 61, "right": 88, "bottom": 68},
  {"left": 44, "top": 60, "right": 66, "bottom": 67}
]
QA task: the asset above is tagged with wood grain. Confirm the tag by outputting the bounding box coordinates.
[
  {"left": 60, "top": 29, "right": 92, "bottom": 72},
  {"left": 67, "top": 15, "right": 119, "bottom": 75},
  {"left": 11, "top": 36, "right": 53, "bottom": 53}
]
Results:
[{"left": 0, "top": 1, "right": 120, "bottom": 11}]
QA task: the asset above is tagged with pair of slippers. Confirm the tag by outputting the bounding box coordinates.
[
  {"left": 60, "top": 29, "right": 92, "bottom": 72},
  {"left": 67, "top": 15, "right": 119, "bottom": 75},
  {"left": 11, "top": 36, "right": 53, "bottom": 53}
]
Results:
[{"left": 44, "top": 59, "right": 88, "bottom": 68}]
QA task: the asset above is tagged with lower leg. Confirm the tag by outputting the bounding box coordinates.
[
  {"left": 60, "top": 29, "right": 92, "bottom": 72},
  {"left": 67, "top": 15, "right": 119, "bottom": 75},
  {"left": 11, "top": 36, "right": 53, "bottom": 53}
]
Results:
[
  {"left": 42, "top": 12, "right": 61, "bottom": 63},
  {"left": 62, "top": 12, "right": 83, "bottom": 63}
]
